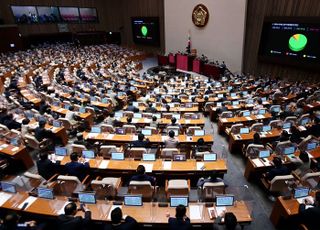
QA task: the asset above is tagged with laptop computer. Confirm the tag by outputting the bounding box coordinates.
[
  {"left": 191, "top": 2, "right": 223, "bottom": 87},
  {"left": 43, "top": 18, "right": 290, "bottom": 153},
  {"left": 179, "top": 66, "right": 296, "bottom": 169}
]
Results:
[
  {"left": 111, "top": 152, "right": 125, "bottom": 160},
  {"left": 114, "top": 112, "right": 123, "bottom": 118},
  {"left": 230, "top": 93, "right": 237, "bottom": 97},
  {"left": 258, "top": 109, "right": 266, "bottom": 115},
  {"left": 115, "top": 128, "right": 125, "bottom": 135},
  {"left": 172, "top": 114, "right": 181, "bottom": 120},
  {"left": 293, "top": 187, "right": 309, "bottom": 199},
  {"left": 243, "top": 111, "right": 251, "bottom": 117},
  {"left": 173, "top": 154, "right": 186, "bottom": 161},
  {"left": 79, "top": 107, "right": 86, "bottom": 113},
  {"left": 217, "top": 94, "right": 224, "bottom": 98},
  {"left": 141, "top": 129, "right": 152, "bottom": 136},
  {"left": 240, "top": 128, "right": 250, "bottom": 134},
  {"left": 215, "top": 195, "right": 235, "bottom": 206},
  {"left": 142, "top": 153, "right": 156, "bottom": 161},
  {"left": 284, "top": 146, "right": 295, "bottom": 155},
  {"left": 78, "top": 192, "right": 96, "bottom": 204},
  {"left": 307, "top": 142, "right": 317, "bottom": 151},
  {"left": 82, "top": 150, "right": 95, "bottom": 159},
  {"left": 52, "top": 121, "right": 61, "bottom": 128},
  {"left": 133, "top": 113, "right": 142, "bottom": 119},
  {"left": 259, "top": 150, "right": 271, "bottom": 158},
  {"left": 124, "top": 195, "right": 143, "bottom": 206},
  {"left": 194, "top": 130, "right": 205, "bottom": 136},
  {"left": 170, "top": 196, "right": 189, "bottom": 207},
  {"left": 10, "top": 138, "right": 19, "bottom": 147},
  {"left": 55, "top": 147, "right": 67, "bottom": 156},
  {"left": 262, "top": 125, "right": 271, "bottom": 132},
  {"left": 1, "top": 182, "right": 17, "bottom": 193},
  {"left": 90, "top": 126, "right": 101, "bottom": 133},
  {"left": 64, "top": 104, "right": 70, "bottom": 110},
  {"left": 203, "top": 153, "right": 217, "bottom": 161},
  {"left": 37, "top": 187, "right": 54, "bottom": 199},
  {"left": 232, "top": 101, "right": 239, "bottom": 106}
]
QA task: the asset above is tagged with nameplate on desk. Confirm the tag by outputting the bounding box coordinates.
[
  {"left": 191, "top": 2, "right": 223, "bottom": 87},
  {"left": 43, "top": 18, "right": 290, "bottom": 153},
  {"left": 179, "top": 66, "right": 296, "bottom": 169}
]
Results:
[
  {"left": 99, "top": 160, "right": 109, "bottom": 169},
  {"left": 0, "top": 192, "right": 13, "bottom": 206},
  {"left": 18, "top": 196, "right": 37, "bottom": 210},
  {"left": 252, "top": 158, "right": 264, "bottom": 167},
  {"left": 221, "top": 118, "right": 228, "bottom": 123},
  {"left": 196, "top": 162, "right": 205, "bottom": 170},
  {"left": 245, "top": 117, "right": 252, "bottom": 121},
  {"left": 163, "top": 161, "right": 172, "bottom": 170}
]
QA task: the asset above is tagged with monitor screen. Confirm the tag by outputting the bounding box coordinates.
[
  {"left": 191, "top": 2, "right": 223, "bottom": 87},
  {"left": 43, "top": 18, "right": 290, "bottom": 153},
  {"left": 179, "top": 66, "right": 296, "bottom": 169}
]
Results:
[
  {"left": 172, "top": 114, "right": 181, "bottom": 120},
  {"left": 240, "top": 128, "right": 249, "bottom": 134},
  {"left": 79, "top": 107, "right": 86, "bottom": 113},
  {"left": 216, "top": 102, "right": 222, "bottom": 107},
  {"left": 64, "top": 104, "right": 70, "bottom": 110},
  {"left": 232, "top": 101, "right": 239, "bottom": 105},
  {"left": 230, "top": 93, "right": 236, "bottom": 97},
  {"left": 59, "top": 7, "right": 80, "bottom": 23},
  {"left": 55, "top": 147, "right": 67, "bottom": 156},
  {"left": 143, "top": 153, "right": 156, "bottom": 161},
  {"left": 217, "top": 94, "right": 224, "bottom": 98},
  {"left": 133, "top": 113, "right": 142, "bottom": 118},
  {"left": 53, "top": 121, "right": 61, "bottom": 128},
  {"left": 272, "top": 106, "right": 280, "bottom": 113},
  {"left": 131, "top": 17, "right": 160, "bottom": 46},
  {"left": 82, "top": 150, "right": 95, "bottom": 159},
  {"left": 132, "top": 102, "right": 139, "bottom": 107},
  {"left": 115, "top": 128, "right": 125, "bottom": 135},
  {"left": 215, "top": 195, "right": 234, "bottom": 206},
  {"left": 294, "top": 187, "right": 309, "bottom": 199},
  {"left": 124, "top": 195, "right": 143, "bottom": 206},
  {"left": 79, "top": 7, "right": 98, "bottom": 23},
  {"left": 259, "top": 150, "right": 271, "bottom": 158},
  {"left": 78, "top": 192, "right": 96, "bottom": 204},
  {"left": 173, "top": 154, "right": 186, "bottom": 161},
  {"left": 37, "top": 187, "right": 54, "bottom": 199},
  {"left": 141, "top": 129, "right": 152, "bottom": 136},
  {"left": 115, "top": 112, "right": 123, "bottom": 118},
  {"left": 90, "top": 127, "right": 101, "bottom": 133},
  {"left": 154, "top": 113, "right": 161, "bottom": 119},
  {"left": 1, "top": 182, "right": 16, "bottom": 193},
  {"left": 204, "top": 153, "right": 217, "bottom": 161},
  {"left": 194, "top": 130, "right": 205, "bottom": 136},
  {"left": 300, "top": 118, "right": 309, "bottom": 126},
  {"left": 37, "top": 6, "right": 61, "bottom": 23},
  {"left": 170, "top": 196, "right": 188, "bottom": 207},
  {"left": 111, "top": 152, "right": 124, "bottom": 160},
  {"left": 262, "top": 125, "right": 271, "bottom": 132},
  {"left": 283, "top": 122, "right": 292, "bottom": 129},
  {"left": 247, "top": 99, "right": 254, "bottom": 104},
  {"left": 101, "top": 98, "right": 109, "bottom": 104},
  {"left": 243, "top": 111, "right": 251, "bottom": 117},
  {"left": 261, "top": 97, "right": 267, "bottom": 102},
  {"left": 307, "top": 142, "right": 317, "bottom": 150},
  {"left": 10, "top": 138, "right": 19, "bottom": 146},
  {"left": 259, "top": 109, "right": 266, "bottom": 115},
  {"left": 284, "top": 146, "right": 295, "bottom": 155},
  {"left": 243, "top": 91, "right": 248, "bottom": 96},
  {"left": 11, "top": 6, "right": 38, "bottom": 24}
]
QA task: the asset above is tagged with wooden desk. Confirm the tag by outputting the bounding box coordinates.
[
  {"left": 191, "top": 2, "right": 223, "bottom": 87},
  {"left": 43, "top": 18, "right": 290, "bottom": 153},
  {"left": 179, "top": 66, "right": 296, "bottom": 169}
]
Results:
[
  {"left": 51, "top": 106, "right": 93, "bottom": 125},
  {"left": 307, "top": 146, "right": 320, "bottom": 159},
  {"left": 0, "top": 141, "right": 33, "bottom": 169},
  {"left": 270, "top": 196, "right": 300, "bottom": 227},
  {"left": 218, "top": 113, "right": 272, "bottom": 134},
  {"left": 118, "top": 117, "right": 205, "bottom": 127},
  {"left": 0, "top": 191, "right": 252, "bottom": 227},
  {"left": 20, "top": 89, "right": 41, "bottom": 107}
]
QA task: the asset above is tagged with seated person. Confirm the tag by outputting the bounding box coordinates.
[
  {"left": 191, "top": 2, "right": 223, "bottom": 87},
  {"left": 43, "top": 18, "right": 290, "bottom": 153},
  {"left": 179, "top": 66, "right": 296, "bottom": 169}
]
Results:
[
  {"left": 65, "top": 153, "right": 90, "bottom": 181},
  {"left": 164, "top": 130, "right": 179, "bottom": 148},
  {"left": 36, "top": 152, "right": 60, "bottom": 180},
  {"left": 34, "top": 120, "right": 55, "bottom": 142},
  {"left": 308, "top": 117, "right": 320, "bottom": 138},
  {"left": 3, "top": 113, "right": 21, "bottom": 130},
  {"left": 145, "top": 103, "right": 157, "bottom": 113},
  {"left": 65, "top": 106, "right": 78, "bottom": 125},
  {"left": 126, "top": 102, "right": 138, "bottom": 112},
  {"left": 104, "top": 207, "right": 138, "bottom": 230},
  {"left": 104, "top": 112, "right": 115, "bottom": 126},
  {"left": 292, "top": 151, "right": 311, "bottom": 177},
  {"left": 57, "top": 202, "right": 91, "bottom": 230},
  {"left": 21, "top": 118, "right": 30, "bottom": 138},
  {"left": 213, "top": 212, "right": 241, "bottom": 230},
  {"left": 290, "top": 126, "right": 302, "bottom": 144},
  {"left": 150, "top": 116, "right": 158, "bottom": 128},
  {"left": 131, "top": 133, "right": 149, "bottom": 148},
  {"left": 265, "top": 157, "right": 290, "bottom": 181},
  {"left": 130, "top": 165, "right": 156, "bottom": 186},
  {"left": 166, "top": 117, "right": 183, "bottom": 133},
  {"left": 73, "top": 133, "right": 88, "bottom": 146},
  {"left": 0, "top": 213, "right": 36, "bottom": 230},
  {"left": 167, "top": 204, "right": 191, "bottom": 230}
]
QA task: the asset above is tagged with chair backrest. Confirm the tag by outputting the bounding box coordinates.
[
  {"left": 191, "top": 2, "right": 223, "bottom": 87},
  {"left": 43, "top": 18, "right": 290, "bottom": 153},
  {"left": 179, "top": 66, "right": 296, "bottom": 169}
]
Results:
[
  {"left": 202, "top": 182, "right": 225, "bottom": 201},
  {"left": 123, "top": 125, "right": 136, "bottom": 134},
  {"left": 144, "top": 126, "right": 158, "bottom": 134},
  {"left": 101, "top": 124, "right": 114, "bottom": 133},
  {"left": 24, "top": 134, "right": 41, "bottom": 149},
  {"left": 184, "top": 113, "right": 196, "bottom": 119},
  {"left": 71, "top": 144, "right": 87, "bottom": 156},
  {"left": 22, "top": 172, "right": 44, "bottom": 189},
  {"left": 269, "top": 119, "right": 283, "bottom": 129},
  {"left": 142, "top": 113, "right": 153, "bottom": 119},
  {"left": 91, "top": 178, "right": 118, "bottom": 199},
  {"left": 0, "top": 124, "right": 9, "bottom": 131},
  {"left": 270, "top": 175, "right": 294, "bottom": 192},
  {"left": 270, "top": 105, "right": 281, "bottom": 113},
  {"left": 221, "top": 111, "right": 233, "bottom": 118},
  {"left": 250, "top": 123, "right": 263, "bottom": 132},
  {"left": 246, "top": 144, "right": 265, "bottom": 158},
  {"left": 126, "top": 147, "right": 147, "bottom": 159},
  {"left": 100, "top": 145, "right": 118, "bottom": 159},
  {"left": 161, "top": 148, "right": 179, "bottom": 159},
  {"left": 123, "top": 111, "right": 134, "bottom": 118},
  {"left": 284, "top": 116, "right": 297, "bottom": 125},
  {"left": 128, "top": 181, "right": 153, "bottom": 201},
  {"left": 167, "top": 179, "right": 189, "bottom": 197},
  {"left": 56, "top": 175, "right": 82, "bottom": 196},
  {"left": 58, "top": 118, "right": 71, "bottom": 129},
  {"left": 85, "top": 106, "right": 95, "bottom": 115},
  {"left": 230, "top": 124, "right": 244, "bottom": 134}
]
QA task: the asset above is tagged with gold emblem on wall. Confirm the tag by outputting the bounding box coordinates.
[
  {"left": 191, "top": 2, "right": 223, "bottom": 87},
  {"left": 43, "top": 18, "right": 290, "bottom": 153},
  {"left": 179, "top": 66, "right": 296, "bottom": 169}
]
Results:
[{"left": 192, "top": 4, "right": 209, "bottom": 27}]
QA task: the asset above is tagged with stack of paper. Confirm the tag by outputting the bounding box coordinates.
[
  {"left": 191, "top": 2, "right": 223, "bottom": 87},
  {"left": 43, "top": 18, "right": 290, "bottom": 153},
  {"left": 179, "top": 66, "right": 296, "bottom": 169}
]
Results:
[
  {"left": 190, "top": 205, "right": 202, "bottom": 220},
  {"left": 196, "top": 162, "right": 205, "bottom": 170},
  {"left": 252, "top": 158, "right": 264, "bottom": 167},
  {"left": 163, "top": 161, "right": 172, "bottom": 170},
  {"left": 0, "top": 192, "right": 13, "bottom": 206},
  {"left": 18, "top": 196, "right": 37, "bottom": 210},
  {"left": 99, "top": 160, "right": 110, "bottom": 169}
]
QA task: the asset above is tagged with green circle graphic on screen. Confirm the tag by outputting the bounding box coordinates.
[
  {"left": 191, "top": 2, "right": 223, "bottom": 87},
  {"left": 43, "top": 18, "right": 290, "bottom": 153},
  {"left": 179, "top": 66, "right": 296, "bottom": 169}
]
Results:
[
  {"left": 288, "top": 34, "right": 308, "bottom": 52},
  {"left": 141, "top": 26, "right": 148, "bottom": 37}
]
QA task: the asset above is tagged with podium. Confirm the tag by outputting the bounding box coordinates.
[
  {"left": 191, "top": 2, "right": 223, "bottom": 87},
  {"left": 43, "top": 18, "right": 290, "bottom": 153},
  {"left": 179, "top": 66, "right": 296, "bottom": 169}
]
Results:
[
  {"left": 176, "top": 54, "right": 194, "bottom": 71},
  {"left": 157, "top": 55, "right": 168, "bottom": 66},
  {"left": 192, "top": 59, "right": 202, "bottom": 73}
]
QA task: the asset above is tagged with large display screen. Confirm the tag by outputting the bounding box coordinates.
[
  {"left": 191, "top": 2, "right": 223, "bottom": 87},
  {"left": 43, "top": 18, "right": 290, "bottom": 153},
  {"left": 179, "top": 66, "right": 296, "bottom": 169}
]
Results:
[
  {"left": 59, "top": 7, "right": 80, "bottom": 22},
  {"left": 79, "top": 8, "right": 98, "bottom": 22},
  {"left": 11, "top": 6, "right": 38, "bottom": 24},
  {"left": 258, "top": 17, "right": 320, "bottom": 69},
  {"left": 131, "top": 17, "right": 160, "bottom": 46},
  {"left": 37, "top": 6, "right": 61, "bottom": 23}
]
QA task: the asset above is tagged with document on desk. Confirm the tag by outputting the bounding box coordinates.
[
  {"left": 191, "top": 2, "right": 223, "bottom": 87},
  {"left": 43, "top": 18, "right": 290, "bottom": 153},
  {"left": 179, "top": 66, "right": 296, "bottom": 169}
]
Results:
[
  {"left": 185, "top": 119, "right": 191, "bottom": 124},
  {"left": 245, "top": 117, "right": 252, "bottom": 121},
  {"left": 252, "top": 158, "right": 264, "bottom": 167},
  {"left": 190, "top": 205, "right": 202, "bottom": 220},
  {"left": 197, "top": 162, "right": 205, "bottom": 171},
  {"left": 132, "top": 135, "right": 139, "bottom": 141},
  {"left": 0, "top": 144, "right": 9, "bottom": 150},
  {"left": 18, "top": 196, "right": 37, "bottom": 210},
  {"left": 298, "top": 126, "right": 307, "bottom": 131},
  {"left": 256, "top": 115, "right": 265, "bottom": 119},
  {"left": 11, "top": 147, "right": 19, "bottom": 152},
  {"left": 163, "top": 161, "right": 172, "bottom": 170},
  {"left": 263, "top": 159, "right": 272, "bottom": 166},
  {"left": 221, "top": 118, "right": 228, "bottom": 123},
  {"left": 139, "top": 163, "right": 153, "bottom": 172},
  {"left": 108, "top": 205, "right": 122, "bottom": 220},
  {"left": 107, "top": 134, "right": 114, "bottom": 139},
  {"left": 99, "top": 160, "right": 109, "bottom": 169},
  {"left": 0, "top": 192, "right": 13, "bottom": 206}
]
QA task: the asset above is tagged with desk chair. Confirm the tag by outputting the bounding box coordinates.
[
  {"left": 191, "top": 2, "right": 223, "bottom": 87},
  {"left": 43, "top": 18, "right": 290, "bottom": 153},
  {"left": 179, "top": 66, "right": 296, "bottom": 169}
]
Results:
[
  {"left": 20, "top": 172, "right": 47, "bottom": 191},
  {"left": 126, "top": 147, "right": 147, "bottom": 160},
  {"left": 296, "top": 98, "right": 306, "bottom": 107},
  {"left": 142, "top": 113, "right": 153, "bottom": 119},
  {"left": 166, "top": 126, "right": 181, "bottom": 135},
  {"left": 58, "top": 118, "right": 78, "bottom": 130},
  {"left": 161, "top": 148, "right": 179, "bottom": 159},
  {"left": 101, "top": 124, "right": 114, "bottom": 133},
  {"left": 128, "top": 181, "right": 155, "bottom": 201},
  {"left": 91, "top": 177, "right": 121, "bottom": 199},
  {"left": 220, "top": 111, "right": 233, "bottom": 118},
  {"left": 261, "top": 175, "right": 295, "bottom": 196},
  {"left": 300, "top": 172, "right": 320, "bottom": 189},
  {"left": 269, "top": 120, "right": 283, "bottom": 129},
  {"left": 201, "top": 181, "right": 226, "bottom": 202},
  {"left": 53, "top": 175, "right": 88, "bottom": 197},
  {"left": 245, "top": 144, "right": 265, "bottom": 158},
  {"left": 166, "top": 179, "right": 190, "bottom": 198},
  {"left": 123, "top": 125, "right": 136, "bottom": 134},
  {"left": 0, "top": 124, "right": 9, "bottom": 132},
  {"left": 186, "top": 126, "right": 202, "bottom": 135},
  {"left": 71, "top": 144, "right": 87, "bottom": 156},
  {"left": 24, "top": 134, "right": 49, "bottom": 150},
  {"left": 144, "top": 126, "right": 158, "bottom": 134},
  {"left": 226, "top": 123, "right": 244, "bottom": 135},
  {"left": 250, "top": 123, "right": 263, "bottom": 132},
  {"left": 99, "top": 145, "right": 121, "bottom": 159},
  {"left": 284, "top": 116, "right": 297, "bottom": 125}
]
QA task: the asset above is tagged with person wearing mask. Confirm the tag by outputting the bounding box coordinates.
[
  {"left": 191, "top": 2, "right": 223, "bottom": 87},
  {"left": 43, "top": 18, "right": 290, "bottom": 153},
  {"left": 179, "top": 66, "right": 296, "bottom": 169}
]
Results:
[
  {"left": 104, "top": 207, "right": 137, "bottom": 230},
  {"left": 130, "top": 165, "right": 156, "bottom": 186},
  {"left": 65, "top": 153, "right": 90, "bottom": 181},
  {"left": 167, "top": 205, "right": 191, "bottom": 230},
  {"left": 164, "top": 130, "right": 179, "bottom": 148},
  {"left": 57, "top": 202, "right": 91, "bottom": 230}
]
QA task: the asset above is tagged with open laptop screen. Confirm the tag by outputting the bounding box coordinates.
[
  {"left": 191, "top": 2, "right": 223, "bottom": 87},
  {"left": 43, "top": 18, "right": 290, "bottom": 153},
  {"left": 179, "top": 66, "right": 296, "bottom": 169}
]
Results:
[
  {"left": 170, "top": 196, "right": 188, "bottom": 207},
  {"left": 294, "top": 187, "right": 309, "bottom": 199},
  {"left": 124, "top": 195, "right": 143, "bottom": 206},
  {"left": 1, "top": 182, "right": 16, "bottom": 193},
  {"left": 216, "top": 195, "right": 234, "bottom": 206},
  {"left": 55, "top": 147, "right": 67, "bottom": 156},
  {"left": 37, "top": 187, "right": 54, "bottom": 199},
  {"left": 82, "top": 150, "right": 95, "bottom": 159},
  {"left": 111, "top": 152, "right": 125, "bottom": 160},
  {"left": 204, "top": 153, "right": 217, "bottom": 161},
  {"left": 78, "top": 192, "right": 96, "bottom": 204}
]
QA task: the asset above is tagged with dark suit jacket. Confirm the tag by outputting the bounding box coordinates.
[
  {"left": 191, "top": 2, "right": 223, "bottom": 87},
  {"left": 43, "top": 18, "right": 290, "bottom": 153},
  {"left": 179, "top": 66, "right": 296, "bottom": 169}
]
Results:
[
  {"left": 130, "top": 174, "right": 155, "bottom": 186},
  {"left": 65, "top": 161, "right": 90, "bottom": 181},
  {"left": 131, "top": 140, "right": 149, "bottom": 148},
  {"left": 292, "top": 205, "right": 320, "bottom": 230},
  {"left": 34, "top": 127, "right": 54, "bottom": 142},
  {"left": 36, "top": 159, "right": 59, "bottom": 180},
  {"left": 168, "top": 217, "right": 192, "bottom": 230},
  {"left": 104, "top": 216, "right": 138, "bottom": 230},
  {"left": 266, "top": 165, "right": 290, "bottom": 181},
  {"left": 57, "top": 211, "right": 91, "bottom": 230}
]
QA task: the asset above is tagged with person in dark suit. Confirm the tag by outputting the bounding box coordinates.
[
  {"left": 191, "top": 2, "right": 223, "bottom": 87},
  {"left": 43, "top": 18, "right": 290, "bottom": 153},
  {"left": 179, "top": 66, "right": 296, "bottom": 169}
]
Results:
[
  {"left": 213, "top": 212, "right": 241, "bottom": 230},
  {"left": 130, "top": 165, "right": 155, "bottom": 186},
  {"left": 131, "top": 134, "right": 149, "bottom": 148},
  {"left": 65, "top": 153, "right": 90, "bottom": 181},
  {"left": 171, "top": 95, "right": 181, "bottom": 103},
  {"left": 104, "top": 207, "right": 138, "bottom": 230},
  {"left": 265, "top": 157, "right": 290, "bottom": 181},
  {"left": 290, "top": 125, "right": 302, "bottom": 144},
  {"left": 57, "top": 202, "right": 91, "bottom": 230},
  {"left": 145, "top": 103, "right": 157, "bottom": 113},
  {"left": 308, "top": 117, "right": 320, "bottom": 138},
  {"left": 36, "top": 152, "right": 59, "bottom": 180},
  {"left": 167, "top": 205, "right": 191, "bottom": 230},
  {"left": 34, "top": 120, "right": 55, "bottom": 142}
]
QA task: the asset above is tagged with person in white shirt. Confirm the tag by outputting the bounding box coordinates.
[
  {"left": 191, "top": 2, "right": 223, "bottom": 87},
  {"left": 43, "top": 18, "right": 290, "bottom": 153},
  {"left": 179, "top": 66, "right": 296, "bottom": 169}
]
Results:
[{"left": 65, "top": 106, "right": 78, "bottom": 125}]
